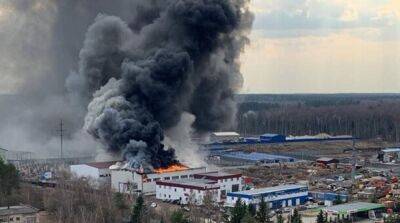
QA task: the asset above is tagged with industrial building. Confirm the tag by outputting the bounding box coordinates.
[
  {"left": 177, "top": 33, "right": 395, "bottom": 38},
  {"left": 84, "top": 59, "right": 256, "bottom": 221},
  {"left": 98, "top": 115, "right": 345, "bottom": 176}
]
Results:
[
  {"left": 156, "top": 179, "right": 220, "bottom": 205},
  {"left": 110, "top": 162, "right": 206, "bottom": 194},
  {"left": 0, "top": 205, "right": 39, "bottom": 223},
  {"left": 194, "top": 172, "right": 242, "bottom": 198},
  {"left": 156, "top": 171, "right": 243, "bottom": 204},
  {"left": 70, "top": 161, "right": 116, "bottom": 185},
  {"left": 309, "top": 191, "right": 348, "bottom": 206},
  {"left": 216, "top": 151, "right": 295, "bottom": 165},
  {"left": 226, "top": 184, "right": 308, "bottom": 209},
  {"left": 210, "top": 132, "right": 240, "bottom": 143},
  {"left": 259, "top": 133, "right": 285, "bottom": 143},
  {"left": 323, "top": 202, "right": 385, "bottom": 221}
]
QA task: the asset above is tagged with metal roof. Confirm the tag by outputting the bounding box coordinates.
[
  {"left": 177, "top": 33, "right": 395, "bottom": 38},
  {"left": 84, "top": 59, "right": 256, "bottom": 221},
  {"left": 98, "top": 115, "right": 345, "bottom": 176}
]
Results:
[
  {"left": 229, "top": 184, "right": 307, "bottom": 196},
  {"left": 324, "top": 202, "right": 384, "bottom": 214},
  {"left": 382, "top": 148, "right": 400, "bottom": 153},
  {"left": 0, "top": 206, "right": 38, "bottom": 216},
  {"left": 211, "top": 132, "right": 240, "bottom": 136},
  {"left": 220, "top": 151, "right": 294, "bottom": 162}
]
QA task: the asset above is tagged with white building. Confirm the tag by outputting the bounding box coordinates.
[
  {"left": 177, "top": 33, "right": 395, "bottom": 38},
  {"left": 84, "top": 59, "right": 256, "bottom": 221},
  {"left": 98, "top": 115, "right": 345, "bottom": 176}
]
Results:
[
  {"left": 156, "top": 179, "right": 220, "bottom": 205},
  {"left": 226, "top": 184, "right": 308, "bottom": 209},
  {"left": 70, "top": 161, "right": 116, "bottom": 185},
  {"left": 194, "top": 172, "right": 242, "bottom": 200},
  {"left": 110, "top": 163, "right": 206, "bottom": 194},
  {"left": 210, "top": 132, "right": 240, "bottom": 143}
]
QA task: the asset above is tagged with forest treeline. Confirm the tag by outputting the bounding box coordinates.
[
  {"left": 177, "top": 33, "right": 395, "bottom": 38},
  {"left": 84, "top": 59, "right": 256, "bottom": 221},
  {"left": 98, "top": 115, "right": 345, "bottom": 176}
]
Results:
[{"left": 236, "top": 97, "right": 400, "bottom": 142}]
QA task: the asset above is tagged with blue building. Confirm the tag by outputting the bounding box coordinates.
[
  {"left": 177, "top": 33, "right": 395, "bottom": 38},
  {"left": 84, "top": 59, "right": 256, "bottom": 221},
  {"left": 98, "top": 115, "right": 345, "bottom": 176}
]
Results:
[
  {"left": 226, "top": 184, "right": 308, "bottom": 209},
  {"left": 260, "top": 133, "right": 286, "bottom": 143}
]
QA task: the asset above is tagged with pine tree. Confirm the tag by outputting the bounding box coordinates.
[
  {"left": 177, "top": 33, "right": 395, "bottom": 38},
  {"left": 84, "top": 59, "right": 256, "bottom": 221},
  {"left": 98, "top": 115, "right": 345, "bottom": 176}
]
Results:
[
  {"left": 256, "top": 197, "right": 270, "bottom": 223},
  {"left": 277, "top": 214, "right": 285, "bottom": 223},
  {"left": 170, "top": 210, "right": 189, "bottom": 223},
  {"left": 316, "top": 210, "right": 325, "bottom": 223},
  {"left": 291, "top": 209, "right": 302, "bottom": 223},
  {"left": 231, "top": 198, "right": 247, "bottom": 223},
  {"left": 248, "top": 203, "right": 257, "bottom": 217},
  {"left": 131, "top": 196, "right": 144, "bottom": 223}
]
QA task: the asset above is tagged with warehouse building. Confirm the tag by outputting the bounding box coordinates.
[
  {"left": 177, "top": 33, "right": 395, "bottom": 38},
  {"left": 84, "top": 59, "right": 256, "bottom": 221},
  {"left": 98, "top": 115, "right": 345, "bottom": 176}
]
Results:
[
  {"left": 323, "top": 202, "right": 385, "bottom": 221},
  {"left": 309, "top": 191, "right": 348, "bottom": 206},
  {"left": 156, "top": 179, "right": 220, "bottom": 205},
  {"left": 210, "top": 132, "right": 240, "bottom": 143},
  {"left": 260, "top": 133, "right": 286, "bottom": 143},
  {"left": 110, "top": 162, "right": 206, "bottom": 194},
  {"left": 226, "top": 184, "right": 308, "bottom": 209},
  {"left": 0, "top": 205, "right": 39, "bottom": 223},
  {"left": 70, "top": 161, "right": 116, "bottom": 185}
]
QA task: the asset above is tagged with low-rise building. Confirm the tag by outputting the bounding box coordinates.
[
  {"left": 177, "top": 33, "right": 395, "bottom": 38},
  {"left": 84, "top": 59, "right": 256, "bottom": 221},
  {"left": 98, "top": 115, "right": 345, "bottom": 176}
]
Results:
[
  {"left": 210, "top": 132, "right": 240, "bottom": 143},
  {"left": 0, "top": 205, "right": 39, "bottom": 223},
  {"left": 70, "top": 161, "right": 116, "bottom": 185},
  {"left": 226, "top": 184, "right": 308, "bottom": 209},
  {"left": 156, "top": 179, "right": 220, "bottom": 205},
  {"left": 194, "top": 172, "right": 242, "bottom": 199},
  {"left": 323, "top": 202, "right": 385, "bottom": 221},
  {"left": 110, "top": 163, "right": 206, "bottom": 194}
]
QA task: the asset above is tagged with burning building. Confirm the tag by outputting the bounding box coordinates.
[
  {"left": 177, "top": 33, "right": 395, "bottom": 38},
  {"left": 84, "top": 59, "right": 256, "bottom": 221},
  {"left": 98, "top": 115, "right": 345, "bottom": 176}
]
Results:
[{"left": 110, "top": 162, "right": 206, "bottom": 194}]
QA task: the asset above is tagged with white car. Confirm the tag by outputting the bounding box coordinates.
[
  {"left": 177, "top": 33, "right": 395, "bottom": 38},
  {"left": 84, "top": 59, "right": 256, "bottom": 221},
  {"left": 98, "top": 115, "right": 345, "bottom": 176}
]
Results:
[{"left": 150, "top": 202, "right": 157, "bottom": 208}]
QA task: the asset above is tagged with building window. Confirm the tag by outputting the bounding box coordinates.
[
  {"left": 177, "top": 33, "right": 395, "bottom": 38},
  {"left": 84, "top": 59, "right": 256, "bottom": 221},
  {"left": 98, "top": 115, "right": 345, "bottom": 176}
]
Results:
[
  {"left": 174, "top": 188, "right": 177, "bottom": 192},
  {"left": 181, "top": 175, "right": 188, "bottom": 179},
  {"left": 169, "top": 195, "right": 171, "bottom": 198},
  {"left": 164, "top": 177, "right": 170, "bottom": 180},
  {"left": 172, "top": 176, "right": 179, "bottom": 180}
]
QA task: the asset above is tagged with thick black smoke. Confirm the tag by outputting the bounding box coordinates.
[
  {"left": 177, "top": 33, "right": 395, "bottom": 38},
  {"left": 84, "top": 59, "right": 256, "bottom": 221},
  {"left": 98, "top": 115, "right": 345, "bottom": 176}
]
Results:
[{"left": 76, "top": 0, "right": 253, "bottom": 169}]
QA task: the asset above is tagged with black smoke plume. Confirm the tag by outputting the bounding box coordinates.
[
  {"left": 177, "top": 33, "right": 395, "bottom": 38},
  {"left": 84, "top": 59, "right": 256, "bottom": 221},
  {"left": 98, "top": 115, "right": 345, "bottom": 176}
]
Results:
[{"left": 74, "top": 0, "right": 253, "bottom": 169}]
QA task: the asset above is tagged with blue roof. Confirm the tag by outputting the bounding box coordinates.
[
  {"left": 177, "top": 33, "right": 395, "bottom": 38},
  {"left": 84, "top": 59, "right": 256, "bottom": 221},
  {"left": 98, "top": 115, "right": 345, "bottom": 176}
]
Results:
[
  {"left": 220, "top": 151, "right": 294, "bottom": 162},
  {"left": 261, "top": 133, "right": 283, "bottom": 137},
  {"left": 228, "top": 184, "right": 307, "bottom": 198}
]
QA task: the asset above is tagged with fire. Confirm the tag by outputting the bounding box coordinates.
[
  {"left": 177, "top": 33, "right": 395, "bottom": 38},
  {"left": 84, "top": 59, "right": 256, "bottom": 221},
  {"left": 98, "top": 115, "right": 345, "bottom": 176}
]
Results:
[{"left": 154, "top": 163, "right": 188, "bottom": 173}]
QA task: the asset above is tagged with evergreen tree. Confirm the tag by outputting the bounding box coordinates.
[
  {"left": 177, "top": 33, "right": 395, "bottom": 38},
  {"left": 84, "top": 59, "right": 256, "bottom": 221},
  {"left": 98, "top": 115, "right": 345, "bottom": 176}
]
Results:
[
  {"left": 316, "top": 210, "right": 325, "bottom": 223},
  {"left": 277, "top": 214, "right": 285, "bottom": 223},
  {"left": 290, "top": 209, "right": 302, "bottom": 223},
  {"left": 242, "top": 212, "right": 257, "bottom": 223},
  {"left": 231, "top": 198, "right": 247, "bottom": 223},
  {"left": 256, "top": 197, "right": 270, "bottom": 223},
  {"left": 0, "top": 158, "right": 19, "bottom": 206},
  {"left": 131, "top": 196, "right": 144, "bottom": 223},
  {"left": 170, "top": 210, "right": 189, "bottom": 223},
  {"left": 248, "top": 203, "right": 257, "bottom": 217}
]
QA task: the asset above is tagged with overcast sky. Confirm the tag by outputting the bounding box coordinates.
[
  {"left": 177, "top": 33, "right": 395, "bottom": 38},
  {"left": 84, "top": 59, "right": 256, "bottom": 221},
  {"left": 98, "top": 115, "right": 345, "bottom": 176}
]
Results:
[
  {"left": 0, "top": 1, "right": 399, "bottom": 94},
  {"left": 241, "top": 0, "right": 400, "bottom": 93}
]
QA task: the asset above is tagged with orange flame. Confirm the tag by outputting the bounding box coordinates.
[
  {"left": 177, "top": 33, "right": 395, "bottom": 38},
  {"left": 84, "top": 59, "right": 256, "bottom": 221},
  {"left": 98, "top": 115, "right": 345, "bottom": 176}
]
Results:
[{"left": 154, "top": 163, "right": 188, "bottom": 173}]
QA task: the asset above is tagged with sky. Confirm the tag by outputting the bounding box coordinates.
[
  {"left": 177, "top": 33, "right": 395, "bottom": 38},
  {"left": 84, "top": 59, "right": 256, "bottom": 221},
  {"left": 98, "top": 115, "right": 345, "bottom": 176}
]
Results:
[
  {"left": 241, "top": 0, "right": 400, "bottom": 93},
  {"left": 0, "top": 0, "right": 399, "bottom": 94}
]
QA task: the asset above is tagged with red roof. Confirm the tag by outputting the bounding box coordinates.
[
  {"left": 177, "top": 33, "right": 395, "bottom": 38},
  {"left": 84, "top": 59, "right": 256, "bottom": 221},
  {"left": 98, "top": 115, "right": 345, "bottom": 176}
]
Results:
[{"left": 85, "top": 161, "right": 117, "bottom": 169}]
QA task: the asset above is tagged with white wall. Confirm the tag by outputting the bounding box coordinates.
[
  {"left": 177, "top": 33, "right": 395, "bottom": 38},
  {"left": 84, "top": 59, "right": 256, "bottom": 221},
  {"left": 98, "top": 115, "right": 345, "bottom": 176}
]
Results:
[
  {"left": 70, "top": 164, "right": 99, "bottom": 179},
  {"left": 111, "top": 169, "right": 135, "bottom": 193},
  {"left": 132, "top": 168, "right": 206, "bottom": 194},
  {"left": 156, "top": 184, "right": 219, "bottom": 205}
]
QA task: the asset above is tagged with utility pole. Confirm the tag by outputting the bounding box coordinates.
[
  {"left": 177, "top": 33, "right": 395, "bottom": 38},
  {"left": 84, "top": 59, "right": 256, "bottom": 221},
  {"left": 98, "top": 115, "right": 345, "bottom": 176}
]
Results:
[
  {"left": 351, "top": 139, "right": 356, "bottom": 183},
  {"left": 57, "top": 119, "right": 65, "bottom": 161}
]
